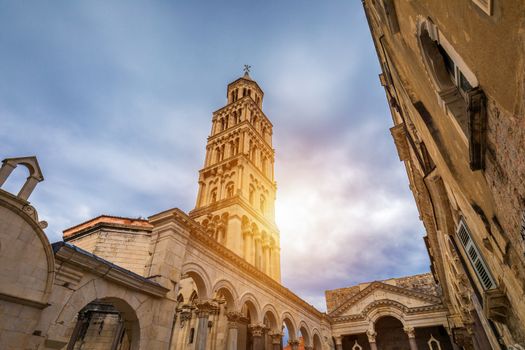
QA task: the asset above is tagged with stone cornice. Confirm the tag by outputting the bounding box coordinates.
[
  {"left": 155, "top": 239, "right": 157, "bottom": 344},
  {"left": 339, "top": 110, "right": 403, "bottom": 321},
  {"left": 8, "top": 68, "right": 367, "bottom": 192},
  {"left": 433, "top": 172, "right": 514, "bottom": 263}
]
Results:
[
  {"left": 198, "top": 153, "right": 276, "bottom": 189},
  {"left": 157, "top": 208, "right": 324, "bottom": 319},
  {"left": 213, "top": 95, "right": 272, "bottom": 128},
  {"left": 331, "top": 299, "right": 447, "bottom": 324},
  {"left": 329, "top": 281, "right": 442, "bottom": 317},
  {"left": 207, "top": 120, "right": 274, "bottom": 152},
  {"left": 52, "top": 242, "right": 169, "bottom": 298},
  {"left": 189, "top": 196, "right": 280, "bottom": 234}
]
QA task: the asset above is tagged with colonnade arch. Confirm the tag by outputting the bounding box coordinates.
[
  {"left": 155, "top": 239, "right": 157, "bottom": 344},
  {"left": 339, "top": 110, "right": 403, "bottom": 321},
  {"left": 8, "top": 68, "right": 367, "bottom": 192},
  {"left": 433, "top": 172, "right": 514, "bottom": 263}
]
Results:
[
  {"left": 181, "top": 263, "right": 212, "bottom": 299},
  {"left": 299, "top": 321, "right": 312, "bottom": 348}
]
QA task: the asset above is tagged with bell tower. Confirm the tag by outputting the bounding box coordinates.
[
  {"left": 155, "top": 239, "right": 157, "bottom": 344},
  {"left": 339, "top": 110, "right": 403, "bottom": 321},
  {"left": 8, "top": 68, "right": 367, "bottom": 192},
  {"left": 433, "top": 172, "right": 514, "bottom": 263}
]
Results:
[{"left": 189, "top": 68, "right": 281, "bottom": 281}]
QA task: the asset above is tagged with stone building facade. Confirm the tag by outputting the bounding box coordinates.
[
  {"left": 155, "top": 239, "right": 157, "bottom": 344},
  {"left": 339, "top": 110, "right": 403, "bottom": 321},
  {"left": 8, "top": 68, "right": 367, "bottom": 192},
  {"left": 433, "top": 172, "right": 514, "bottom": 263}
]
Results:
[
  {"left": 0, "top": 72, "right": 491, "bottom": 350},
  {"left": 363, "top": 0, "right": 525, "bottom": 348}
]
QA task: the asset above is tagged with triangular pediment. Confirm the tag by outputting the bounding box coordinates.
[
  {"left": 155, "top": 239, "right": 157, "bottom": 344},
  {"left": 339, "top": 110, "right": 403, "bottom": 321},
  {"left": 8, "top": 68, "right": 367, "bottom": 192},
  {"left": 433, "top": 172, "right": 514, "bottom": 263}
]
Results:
[{"left": 330, "top": 281, "right": 442, "bottom": 317}]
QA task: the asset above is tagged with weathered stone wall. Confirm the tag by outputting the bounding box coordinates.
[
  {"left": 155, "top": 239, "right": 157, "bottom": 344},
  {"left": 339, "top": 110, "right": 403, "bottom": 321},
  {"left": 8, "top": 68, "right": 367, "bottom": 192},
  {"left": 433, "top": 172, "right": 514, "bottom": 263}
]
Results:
[
  {"left": 68, "top": 229, "right": 152, "bottom": 276},
  {"left": 363, "top": 0, "right": 525, "bottom": 346}
]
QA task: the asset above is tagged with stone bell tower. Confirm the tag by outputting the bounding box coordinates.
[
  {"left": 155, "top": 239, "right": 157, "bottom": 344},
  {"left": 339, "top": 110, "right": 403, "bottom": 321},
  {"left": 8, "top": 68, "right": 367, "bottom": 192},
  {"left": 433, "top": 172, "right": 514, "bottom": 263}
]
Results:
[{"left": 189, "top": 68, "right": 281, "bottom": 281}]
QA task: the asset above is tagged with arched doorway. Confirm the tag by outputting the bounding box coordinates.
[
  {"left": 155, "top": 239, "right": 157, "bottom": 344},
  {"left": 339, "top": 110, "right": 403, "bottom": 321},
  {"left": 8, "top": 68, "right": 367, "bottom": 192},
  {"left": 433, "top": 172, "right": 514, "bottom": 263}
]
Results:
[
  {"left": 375, "top": 316, "right": 409, "bottom": 350},
  {"left": 66, "top": 298, "right": 139, "bottom": 350}
]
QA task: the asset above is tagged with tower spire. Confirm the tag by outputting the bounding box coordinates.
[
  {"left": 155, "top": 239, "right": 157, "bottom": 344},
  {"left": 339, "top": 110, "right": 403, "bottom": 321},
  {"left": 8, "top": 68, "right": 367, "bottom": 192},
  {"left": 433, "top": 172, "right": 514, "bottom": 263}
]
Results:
[{"left": 189, "top": 73, "right": 280, "bottom": 281}]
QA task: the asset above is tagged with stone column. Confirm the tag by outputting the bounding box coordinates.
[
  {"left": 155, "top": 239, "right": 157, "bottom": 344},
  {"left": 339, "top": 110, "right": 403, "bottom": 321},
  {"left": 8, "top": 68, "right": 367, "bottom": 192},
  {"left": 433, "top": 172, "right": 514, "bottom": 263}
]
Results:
[
  {"left": 289, "top": 339, "right": 300, "bottom": 350},
  {"left": 269, "top": 331, "right": 283, "bottom": 350},
  {"left": 249, "top": 324, "right": 266, "bottom": 350},
  {"left": 334, "top": 336, "right": 343, "bottom": 350},
  {"left": 243, "top": 229, "right": 253, "bottom": 264},
  {"left": 366, "top": 330, "right": 378, "bottom": 350},
  {"left": 225, "top": 312, "right": 243, "bottom": 350},
  {"left": 253, "top": 232, "right": 261, "bottom": 269},
  {"left": 176, "top": 308, "right": 193, "bottom": 350},
  {"left": 262, "top": 239, "right": 270, "bottom": 274},
  {"left": 18, "top": 175, "right": 40, "bottom": 200},
  {"left": 195, "top": 300, "right": 218, "bottom": 350},
  {"left": 0, "top": 161, "right": 16, "bottom": 187},
  {"left": 404, "top": 326, "right": 418, "bottom": 350}
]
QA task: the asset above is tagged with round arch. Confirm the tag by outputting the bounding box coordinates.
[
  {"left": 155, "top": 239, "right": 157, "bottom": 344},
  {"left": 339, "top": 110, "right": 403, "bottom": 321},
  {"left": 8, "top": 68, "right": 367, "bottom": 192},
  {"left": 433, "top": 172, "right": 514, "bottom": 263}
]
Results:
[
  {"left": 261, "top": 304, "right": 279, "bottom": 330},
  {"left": 281, "top": 312, "right": 298, "bottom": 341},
  {"left": 181, "top": 262, "right": 212, "bottom": 299},
  {"left": 299, "top": 320, "right": 312, "bottom": 346},
  {"left": 365, "top": 300, "right": 408, "bottom": 327},
  {"left": 51, "top": 281, "right": 143, "bottom": 350},
  {"left": 212, "top": 279, "right": 239, "bottom": 310},
  {"left": 239, "top": 292, "right": 261, "bottom": 323},
  {"left": 312, "top": 331, "right": 322, "bottom": 350}
]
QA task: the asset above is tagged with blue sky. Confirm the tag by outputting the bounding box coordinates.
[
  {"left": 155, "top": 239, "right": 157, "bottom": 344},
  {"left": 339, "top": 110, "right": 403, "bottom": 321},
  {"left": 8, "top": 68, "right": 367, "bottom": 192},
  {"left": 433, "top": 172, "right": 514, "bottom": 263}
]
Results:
[{"left": 0, "top": 1, "right": 429, "bottom": 310}]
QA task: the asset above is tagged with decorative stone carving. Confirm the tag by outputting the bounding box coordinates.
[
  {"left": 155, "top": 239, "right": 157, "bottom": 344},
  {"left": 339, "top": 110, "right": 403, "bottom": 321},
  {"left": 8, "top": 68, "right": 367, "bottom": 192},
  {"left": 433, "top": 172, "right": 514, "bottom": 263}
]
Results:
[
  {"left": 483, "top": 288, "right": 510, "bottom": 324},
  {"left": 366, "top": 329, "right": 377, "bottom": 343},
  {"left": 226, "top": 311, "right": 244, "bottom": 329},
  {"left": 269, "top": 331, "right": 283, "bottom": 344},
  {"left": 248, "top": 324, "right": 266, "bottom": 337},
  {"left": 404, "top": 326, "right": 416, "bottom": 338},
  {"left": 195, "top": 299, "right": 219, "bottom": 318},
  {"left": 288, "top": 339, "right": 300, "bottom": 350}
]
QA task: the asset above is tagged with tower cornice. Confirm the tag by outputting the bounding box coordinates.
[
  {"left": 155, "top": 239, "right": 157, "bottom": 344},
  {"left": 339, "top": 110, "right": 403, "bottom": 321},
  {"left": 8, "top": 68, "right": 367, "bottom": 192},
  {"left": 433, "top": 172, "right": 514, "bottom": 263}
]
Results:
[
  {"left": 227, "top": 77, "right": 264, "bottom": 97},
  {"left": 189, "top": 196, "right": 280, "bottom": 235},
  {"left": 198, "top": 154, "right": 276, "bottom": 189},
  {"left": 207, "top": 121, "right": 274, "bottom": 152},
  {"left": 212, "top": 96, "right": 273, "bottom": 128}
]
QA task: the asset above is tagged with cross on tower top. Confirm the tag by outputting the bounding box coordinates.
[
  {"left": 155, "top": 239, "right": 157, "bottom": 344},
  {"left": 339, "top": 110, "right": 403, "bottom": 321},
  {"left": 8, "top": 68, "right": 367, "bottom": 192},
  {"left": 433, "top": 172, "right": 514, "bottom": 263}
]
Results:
[{"left": 243, "top": 64, "right": 251, "bottom": 76}]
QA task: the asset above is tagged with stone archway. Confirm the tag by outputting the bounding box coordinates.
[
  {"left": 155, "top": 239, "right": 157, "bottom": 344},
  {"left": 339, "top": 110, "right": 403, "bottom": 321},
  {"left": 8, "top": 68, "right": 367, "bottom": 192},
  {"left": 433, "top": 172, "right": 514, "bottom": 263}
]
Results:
[
  {"left": 64, "top": 297, "right": 140, "bottom": 350},
  {"left": 375, "top": 316, "right": 409, "bottom": 350}
]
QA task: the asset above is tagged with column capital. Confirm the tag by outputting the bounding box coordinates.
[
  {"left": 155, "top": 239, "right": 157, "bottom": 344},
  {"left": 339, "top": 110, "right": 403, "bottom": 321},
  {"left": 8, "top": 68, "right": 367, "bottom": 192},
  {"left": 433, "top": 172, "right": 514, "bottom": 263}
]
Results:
[
  {"left": 404, "top": 326, "right": 416, "bottom": 338},
  {"left": 305, "top": 346, "right": 314, "bottom": 350},
  {"left": 195, "top": 299, "right": 219, "bottom": 318},
  {"left": 248, "top": 323, "right": 267, "bottom": 337},
  {"left": 269, "top": 331, "right": 283, "bottom": 345},
  {"left": 366, "top": 329, "right": 377, "bottom": 343},
  {"left": 334, "top": 335, "right": 343, "bottom": 345},
  {"left": 288, "top": 339, "right": 300, "bottom": 346}
]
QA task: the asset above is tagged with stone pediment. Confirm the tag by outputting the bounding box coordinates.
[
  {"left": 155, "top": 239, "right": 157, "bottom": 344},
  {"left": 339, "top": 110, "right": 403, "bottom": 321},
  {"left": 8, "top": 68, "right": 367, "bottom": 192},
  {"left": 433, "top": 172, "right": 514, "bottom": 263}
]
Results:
[{"left": 329, "top": 281, "right": 442, "bottom": 318}]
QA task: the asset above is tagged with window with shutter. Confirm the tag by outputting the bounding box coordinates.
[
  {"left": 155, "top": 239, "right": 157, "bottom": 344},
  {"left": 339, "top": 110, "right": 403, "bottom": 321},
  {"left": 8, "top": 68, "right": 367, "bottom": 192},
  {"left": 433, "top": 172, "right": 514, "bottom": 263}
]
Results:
[{"left": 456, "top": 219, "right": 495, "bottom": 290}]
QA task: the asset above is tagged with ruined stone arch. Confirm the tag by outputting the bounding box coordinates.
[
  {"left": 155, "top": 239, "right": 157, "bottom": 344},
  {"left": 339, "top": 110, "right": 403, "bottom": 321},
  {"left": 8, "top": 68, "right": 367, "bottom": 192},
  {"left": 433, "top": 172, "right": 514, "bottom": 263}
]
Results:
[
  {"left": 212, "top": 279, "right": 239, "bottom": 310},
  {"left": 181, "top": 262, "right": 212, "bottom": 299},
  {"left": 281, "top": 312, "right": 298, "bottom": 341},
  {"left": 0, "top": 156, "right": 44, "bottom": 200},
  {"left": 49, "top": 280, "right": 145, "bottom": 350}
]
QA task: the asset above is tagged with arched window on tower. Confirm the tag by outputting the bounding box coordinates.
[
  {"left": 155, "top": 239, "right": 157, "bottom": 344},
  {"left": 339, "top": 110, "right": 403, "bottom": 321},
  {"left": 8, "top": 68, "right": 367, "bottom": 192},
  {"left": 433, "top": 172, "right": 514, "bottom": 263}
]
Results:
[
  {"left": 210, "top": 188, "right": 218, "bottom": 204},
  {"left": 251, "top": 146, "right": 257, "bottom": 164},
  {"left": 260, "top": 195, "right": 265, "bottom": 213},
  {"left": 226, "top": 182, "right": 234, "bottom": 198},
  {"left": 220, "top": 144, "right": 225, "bottom": 161},
  {"left": 214, "top": 147, "right": 221, "bottom": 163},
  {"left": 243, "top": 88, "right": 247, "bottom": 97},
  {"left": 262, "top": 156, "right": 267, "bottom": 175},
  {"left": 249, "top": 185, "right": 255, "bottom": 205},
  {"left": 234, "top": 138, "right": 240, "bottom": 155}
]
